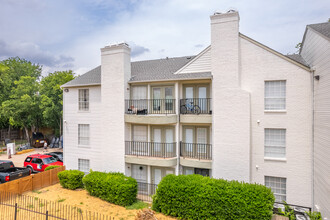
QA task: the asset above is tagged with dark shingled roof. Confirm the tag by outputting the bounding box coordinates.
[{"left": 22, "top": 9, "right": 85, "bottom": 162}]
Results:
[
  {"left": 62, "top": 66, "right": 101, "bottom": 87},
  {"left": 308, "top": 22, "right": 330, "bottom": 39},
  {"left": 285, "top": 54, "right": 309, "bottom": 67},
  {"left": 62, "top": 56, "right": 212, "bottom": 87}
]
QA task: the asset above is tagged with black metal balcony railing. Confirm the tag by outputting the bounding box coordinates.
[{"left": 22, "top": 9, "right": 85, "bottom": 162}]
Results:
[
  {"left": 180, "top": 142, "right": 212, "bottom": 160},
  {"left": 136, "top": 182, "right": 158, "bottom": 202},
  {"left": 125, "top": 99, "right": 176, "bottom": 115},
  {"left": 273, "top": 202, "right": 311, "bottom": 220},
  {"left": 125, "top": 141, "right": 177, "bottom": 158},
  {"left": 180, "top": 98, "right": 212, "bottom": 115}
]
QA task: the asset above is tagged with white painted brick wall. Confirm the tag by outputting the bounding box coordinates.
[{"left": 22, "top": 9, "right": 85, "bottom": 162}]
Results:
[
  {"left": 63, "top": 86, "right": 104, "bottom": 172},
  {"left": 240, "top": 37, "right": 313, "bottom": 207}
]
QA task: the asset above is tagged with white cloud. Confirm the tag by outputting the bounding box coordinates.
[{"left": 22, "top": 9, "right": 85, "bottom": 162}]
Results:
[{"left": 1, "top": 0, "right": 329, "bottom": 75}]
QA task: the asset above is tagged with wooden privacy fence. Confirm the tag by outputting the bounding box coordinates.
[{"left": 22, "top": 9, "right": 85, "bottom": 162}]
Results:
[
  {"left": 0, "top": 166, "right": 65, "bottom": 195},
  {"left": 0, "top": 129, "right": 20, "bottom": 141}
]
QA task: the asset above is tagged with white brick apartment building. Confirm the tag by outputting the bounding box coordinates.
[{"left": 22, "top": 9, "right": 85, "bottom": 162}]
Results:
[{"left": 61, "top": 10, "right": 330, "bottom": 217}]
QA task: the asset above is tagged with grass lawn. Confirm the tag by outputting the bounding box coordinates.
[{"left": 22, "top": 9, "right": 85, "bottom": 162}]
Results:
[{"left": 24, "top": 184, "right": 176, "bottom": 220}]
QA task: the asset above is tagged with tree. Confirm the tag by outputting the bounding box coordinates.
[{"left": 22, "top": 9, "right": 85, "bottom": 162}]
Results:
[
  {"left": 1, "top": 76, "right": 42, "bottom": 142},
  {"left": 40, "top": 71, "right": 75, "bottom": 136},
  {"left": 0, "top": 57, "right": 42, "bottom": 130},
  {"left": 0, "top": 63, "right": 10, "bottom": 128}
]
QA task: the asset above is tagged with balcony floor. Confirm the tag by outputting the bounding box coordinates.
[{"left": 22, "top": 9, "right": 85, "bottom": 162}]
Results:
[
  {"left": 125, "top": 155, "right": 177, "bottom": 167},
  {"left": 125, "top": 114, "right": 177, "bottom": 124}
]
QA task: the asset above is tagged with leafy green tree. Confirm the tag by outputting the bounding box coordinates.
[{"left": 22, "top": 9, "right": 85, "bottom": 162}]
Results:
[
  {"left": 40, "top": 71, "right": 75, "bottom": 135},
  {"left": 0, "top": 63, "right": 10, "bottom": 128},
  {"left": 1, "top": 76, "right": 42, "bottom": 142},
  {"left": 0, "top": 57, "right": 42, "bottom": 130}
]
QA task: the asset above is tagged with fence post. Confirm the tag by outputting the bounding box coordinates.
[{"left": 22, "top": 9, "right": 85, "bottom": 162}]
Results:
[
  {"left": 46, "top": 210, "right": 48, "bottom": 220},
  {"left": 14, "top": 203, "right": 17, "bottom": 220}
]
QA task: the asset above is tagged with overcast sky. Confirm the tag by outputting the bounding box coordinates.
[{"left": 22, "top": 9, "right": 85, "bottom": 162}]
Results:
[{"left": 0, "top": 0, "right": 329, "bottom": 75}]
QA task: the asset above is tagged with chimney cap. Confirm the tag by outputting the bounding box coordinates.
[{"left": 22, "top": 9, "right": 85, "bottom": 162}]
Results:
[
  {"left": 210, "top": 9, "right": 239, "bottom": 22},
  {"left": 101, "top": 42, "right": 131, "bottom": 53},
  {"left": 213, "top": 8, "right": 238, "bottom": 15}
]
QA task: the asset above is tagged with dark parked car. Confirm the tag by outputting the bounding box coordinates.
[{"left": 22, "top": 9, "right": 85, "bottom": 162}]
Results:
[
  {"left": 32, "top": 132, "right": 47, "bottom": 148},
  {"left": 0, "top": 160, "right": 31, "bottom": 183},
  {"left": 45, "top": 152, "right": 63, "bottom": 162}
]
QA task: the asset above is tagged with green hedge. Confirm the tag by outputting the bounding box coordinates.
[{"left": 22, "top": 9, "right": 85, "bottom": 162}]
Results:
[
  {"left": 152, "top": 175, "right": 275, "bottom": 220},
  {"left": 58, "top": 170, "right": 84, "bottom": 190},
  {"left": 44, "top": 165, "right": 61, "bottom": 171},
  {"left": 82, "top": 171, "right": 137, "bottom": 206}
]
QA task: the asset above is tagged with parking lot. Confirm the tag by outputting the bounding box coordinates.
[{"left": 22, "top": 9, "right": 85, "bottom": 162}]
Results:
[{"left": 0, "top": 148, "right": 63, "bottom": 167}]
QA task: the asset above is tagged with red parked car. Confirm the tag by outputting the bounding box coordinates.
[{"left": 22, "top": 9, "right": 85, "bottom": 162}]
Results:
[{"left": 24, "top": 154, "right": 63, "bottom": 172}]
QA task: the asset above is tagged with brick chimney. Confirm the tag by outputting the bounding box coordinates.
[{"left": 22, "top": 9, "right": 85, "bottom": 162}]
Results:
[
  {"left": 100, "top": 43, "right": 131, "bottom": 173},
  {"left": 210, "top": 10, "right": 251, "bottom": 183},
  {"left": 210, "top": 10, "right": 240, "bottom": 88}
]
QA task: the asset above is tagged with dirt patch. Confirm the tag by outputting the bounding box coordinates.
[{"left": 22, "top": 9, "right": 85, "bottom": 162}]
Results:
[{"left": 24, "top": 184, "right": 176, "bottom": 220}]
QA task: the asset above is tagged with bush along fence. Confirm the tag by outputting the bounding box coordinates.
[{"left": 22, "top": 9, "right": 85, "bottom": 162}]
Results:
[
  {"left": 152, "top": 174, "right": 275, "bottom": 220},
  {"left": 82, "top": 171, "right": 137, "bottom": 206},
  {"left": 0, "top": 191, "right": 114, "bottom": 220},
  {"left": 0, "top": 166, "right": 65, "bottom": 194},
  {"left": 58, "top": 170, "right": 85, "bottom": 190}
]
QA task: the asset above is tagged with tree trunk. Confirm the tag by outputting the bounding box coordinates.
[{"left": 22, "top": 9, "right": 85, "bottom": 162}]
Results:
[
  {"left": 8, "top": 126, "right": 11, "bottom": 139},
  {"left": 24, "top": 127, "right": 30, "bottom": 144},
  {"left": 59, "top": 116, "right": 62, "bottom": 137}
]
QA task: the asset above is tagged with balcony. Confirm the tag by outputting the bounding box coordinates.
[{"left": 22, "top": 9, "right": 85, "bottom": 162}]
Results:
[
  {"left": 125, "top": 99, "right": 176, "bottom": 115},
  {"left": 180, "top": 98, "right": 212, "bottom": 115},
  {"left": 125, "top": 141, "right": 176, "bottom": 158},
  {"left": 180, "top": 142, "right": 212, "bottom": 169},
  {"left": 180, "top": 142, "right": 212, "bottom": 160},
  {"left": 125, "top": 141, "right": 177, "bottom": 166}
]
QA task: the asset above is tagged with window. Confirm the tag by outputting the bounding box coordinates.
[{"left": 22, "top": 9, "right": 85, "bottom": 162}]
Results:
[
  {"left": 265, "top": 129, "right": 286, "bottom": 158},
  {"left": 79, "top": 89, "right": 89, "bottom": 111},
  {"left": 265, "top": 176, "right": 286, "bottom": 202},
  {"left": 183, "top": 126, "right": 209, "bottom": 155},
  {"left": 265, "top": 81, "right": 286, "bottom": 110},
  {"left": 132, "top": 86, "right": 147, "bottom": 100},
  {"left": 132, "top": 125, "right": 147, "bottom": 142},
  {"left": 78, "top": 124, "right": 90, "bottom": 146},
  {"left": 78, "top": 159, "right": 90, "bottom": 174},
  {"left": 32, "top": 158, "right": 42, "bottom": 164},
  {"left": 132, "top": 125, "right": 147, "bottom": 153},
  {"left": 183, "top": 167, "right": 210, "bottom": 177}
]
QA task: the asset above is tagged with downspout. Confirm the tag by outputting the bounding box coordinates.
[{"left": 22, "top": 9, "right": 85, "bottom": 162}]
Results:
[{"left": 311, "top": 68, "right": 315, "bottom": 211}]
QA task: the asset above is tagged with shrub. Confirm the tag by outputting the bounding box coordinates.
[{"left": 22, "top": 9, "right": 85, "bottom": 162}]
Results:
[
  {"left": 278, "top": 202, "right": 296, "bottom": 220},
  {"left": 152, "top": 174, "right": 275, "bottom": 220},
  {"left": 44, "top": 165, "right": 61, "bottom": 171},
  {"left": 58, "top": 170, "right": 84, "bottom": 190},
  {"left": 83, "top": 171, "right": 137, "bottom": 206},
  {"left": 306, "top": 211, "right": 322, "bottom": 220}
]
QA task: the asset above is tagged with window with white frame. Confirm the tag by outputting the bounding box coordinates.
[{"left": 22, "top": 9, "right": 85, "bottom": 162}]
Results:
[
  {"left": 132, "top": 125, "right": 147, "bottom": 153},
  {"left": 265, "top": 176, "right": 286, "bottom": 202},
  {"left": 78, "top": 124, "right": 90, "bottom": 146},
  {"left": 79, "top": 89, "right": 89, "bottom": 111},
  {"left": 265, "top": 129, "right": 286, "bottom": 158},
  {"left": 78, "top": 159, "right": 90, "bottom": 174},
  {"left": 265, "top": 81, "right": 286, "bottom": 110}
]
